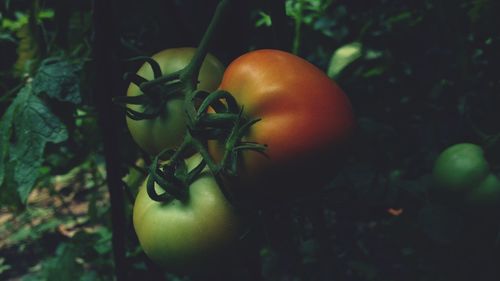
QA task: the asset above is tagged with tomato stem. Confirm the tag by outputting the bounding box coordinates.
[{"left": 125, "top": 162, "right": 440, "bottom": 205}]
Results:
[{"left": 181, "top": 0, "right": 232, "bottom": 91}]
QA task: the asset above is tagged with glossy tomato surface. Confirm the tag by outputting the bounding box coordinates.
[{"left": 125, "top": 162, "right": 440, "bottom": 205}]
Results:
[
  {"left": 132, "top": 155, "right": 240, "bottom": 273},
  {"left": 127, "top": 48, "right": 224, "bottom": 156},
  {"left": 210, "top": 49, "right": 355, "bottom": 198}
]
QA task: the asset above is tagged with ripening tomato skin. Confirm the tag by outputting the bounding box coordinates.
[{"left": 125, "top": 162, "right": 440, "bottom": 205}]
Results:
[
  {"left": 210, "top": 49, "right": 355, "bottom": 198},
  {"left": 126, "top": 48, "right": 225, "bottom": 156},
  {"left": 132, "top": 155, "right": 241, "bottom": 273}
]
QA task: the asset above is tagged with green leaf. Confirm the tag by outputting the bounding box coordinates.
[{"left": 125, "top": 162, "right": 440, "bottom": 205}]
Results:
[
  {"left": 0, "top": 257, "right": 12, "bottom": 275},
  {"left": 0, "top": 85, "right": 68, "bottom": 203},
  {"left": 43, "top": 243, "right": 84, "bottom": 281},
  {"left": 93, "top": 228, "right": 112, "bottom": 255},
  {"left": 362, "top": 65, "right": 386, "bottom": 78},
  {"left": 327, "top": 42, "right": 362, "bottom": 78},
  {"left": 255, "top": 11, "right": 272, "bottom": 27},
  {"left": 32, "top": 58, "right": 82, "bottom": 104}
]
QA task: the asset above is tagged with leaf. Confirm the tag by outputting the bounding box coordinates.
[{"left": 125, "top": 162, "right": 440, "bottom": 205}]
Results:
[
  {"left": 43, "top": 243, "right": 84, "bottom": 281},
  {"left": 362, "top": 65, "right": 386, "bottom": 78},
  {"left": 0, "top": 257, "right": 12, "bottom": 275},
  {"left": 0, "top": 85, "right": 68, "bottom": 203},
  {"left": 32, "top": 58, "right": 82, "bottom": 104},
  {"left": 255, "top": 11, "right": 272, "bottom": 27},
  {"left": 327, "top": 42, "right": 362, "bottom": 78},
  {"left": 93, "top": 228, "right": 112, "bottom": 255}
]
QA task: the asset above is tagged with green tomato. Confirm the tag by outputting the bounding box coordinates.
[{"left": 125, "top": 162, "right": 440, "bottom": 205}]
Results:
[
  {"left": 464, "top": 173, "right": 500, "bottom": 207},
  {"left": 132, "top": 155, "right": 240, "bottom": 273},
  {"left": 126, "top": 48, "right": 225, "bottom": 156},
  {"left": 433, "top": 143, "right": 500, "bottom": 208},
  {"left": 433, "top": 143, "right": 490, "bottom": 192}
]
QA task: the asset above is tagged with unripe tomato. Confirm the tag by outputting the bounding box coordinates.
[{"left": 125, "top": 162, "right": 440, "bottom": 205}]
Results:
[
  {"left": 209, "top": 49, "right": 355, "bottom": 199},
  {"left": 132, "top": 155, "right": 240, "bottom": 273},
  {"left": 126, "top": 48, "right": 225, "bottom": 156},
  {"left": 464, "top": 173, "right": 500, "bottom": 207},
  {"left": 433, "top": 143, "right": 490, "bottom": 192},
  {"left": 433, "top": 142, "right": 500, "bottom": 208}
]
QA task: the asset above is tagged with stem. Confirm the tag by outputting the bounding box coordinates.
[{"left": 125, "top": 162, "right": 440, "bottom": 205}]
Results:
[
  {"left": 139, "top": 70, "right": 182, "bottom": 92},
  {"left": 92, "top": 0, "right": 126, "bottom": 279},
  {"left": 0, "top": 83, "right": 23, "bottom": 103},
  {"left": 181, "top": 0, "right": 232, "bottom": 90},
  {"left": 292, "top": 0, "right": 304, "bottom": 55},
  {"left": 189, "top": 132, "right": 220, "bottom": 174}
]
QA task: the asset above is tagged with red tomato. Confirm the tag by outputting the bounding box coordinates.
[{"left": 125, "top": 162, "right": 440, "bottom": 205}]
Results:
[{"left": 209, "top": 49, "right": 355, "bottom": 199}]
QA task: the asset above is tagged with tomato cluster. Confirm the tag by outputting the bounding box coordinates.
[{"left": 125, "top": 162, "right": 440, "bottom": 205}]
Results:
[
  {"left": 125, "top": 48, "right": 355, "bottom": 273},
  {"left": 432, "top": 143, "right": 500, "bottom": 207}
]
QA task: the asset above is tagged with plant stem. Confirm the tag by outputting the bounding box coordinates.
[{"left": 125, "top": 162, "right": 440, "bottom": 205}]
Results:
[
  {"left": 181, "top": 0, "right": 232, "bottom": 91},
  {"left": 292, "top": 0, "right": 304, "bottom": 55},
  {"left": 92, "top": 0, "right": 126, "bottom": 279}
]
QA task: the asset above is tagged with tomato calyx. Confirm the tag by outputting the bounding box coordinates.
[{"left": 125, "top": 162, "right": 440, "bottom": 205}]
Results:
[
  {"left": 113, "top": 57, "right": 186, "bottom": 121},
  {"left": 145, "top": 88, "right": 267, "bottom": 204},
  {"left": 146, "top": 148, "right": 206, "bottom": 202}
]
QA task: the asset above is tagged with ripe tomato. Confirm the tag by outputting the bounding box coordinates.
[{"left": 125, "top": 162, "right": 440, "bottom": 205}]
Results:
[
  {"left": 433, "top": 143, "right": 500, "bottom": 207},
  {"left": 133, "top": 155, "right": 240, "bottom": 273},
  {"left": 126, "top": 48, "right": 225, "bottom": 156},
  {"left": 209, "top": 49, "right": 355, "bottom": 198}
]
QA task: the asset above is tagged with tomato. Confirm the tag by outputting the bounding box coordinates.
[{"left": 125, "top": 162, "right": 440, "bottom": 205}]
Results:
[
  {"left": 433, "top": 143, "right": 490, "bottom": 192},
  {"left": 464, "top": 173, "right": 500, "bottom": 207},
  {"left": 126, "top": 48, "right": 225, "bottom": 156},
  {"left": 133, "top": 154, "right": 240, "bottom": 273},
  {"left": 209, "top": 49, "right": 355, "bottom": 198},
  {"left": 432, "top": 143, "right": 500, "bottom": 207}
]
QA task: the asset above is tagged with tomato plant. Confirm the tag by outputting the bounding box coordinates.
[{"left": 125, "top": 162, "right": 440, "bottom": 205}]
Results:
[
  {"left": 209, "top": 49, "right": 355, "bottom": 198},
  {"left": 433, "top": 143, "right": 500, "bottom": 207},
  {"left": 126, "top": 48, "right": 225, "bottom": 156},
  {"left": 132, "top": 154, "right": 241, "bottom": 273}
]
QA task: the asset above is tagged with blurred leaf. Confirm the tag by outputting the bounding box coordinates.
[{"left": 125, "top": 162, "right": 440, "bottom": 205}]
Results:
[
  {"left": 32, "top": 58, "right": 82, "bottom": 104},
  {"left": 0, "top": 257, "right": 11, "bottom": 275},
  {"left": 468, "top": 0, "right": 490, "bottom": 22},
  {"left": 299, "top": 239, "right": 320, "bottom": 264},
  {"left": 41, "top": 243, "right": 83, "bottom": 281},
  {"left": 0, "top": 33, "right": 17, "bottom": 43},
  {"left": 255, "top": 11, "right": 272, "bottom": 27},
  {"left": 0, "top": 85, "right": 68, "bottom": 203},
  {"left": 385, "top": 10, "right": 422, "bottom": 29},
  {"left": 93, "top": 228, "right": 112, "bottom": 255},
  {"left": 328, "top": 42, "right": 362, "bottom": 78},
  {"left": 1, "top": 10, "right": 54, "bottom": 32},
  {"left": 362, "top": 65, "right": 386, "bottom": 77},
  {"left": 1, "top": 12, "right": 29, "bottom": 31}
]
